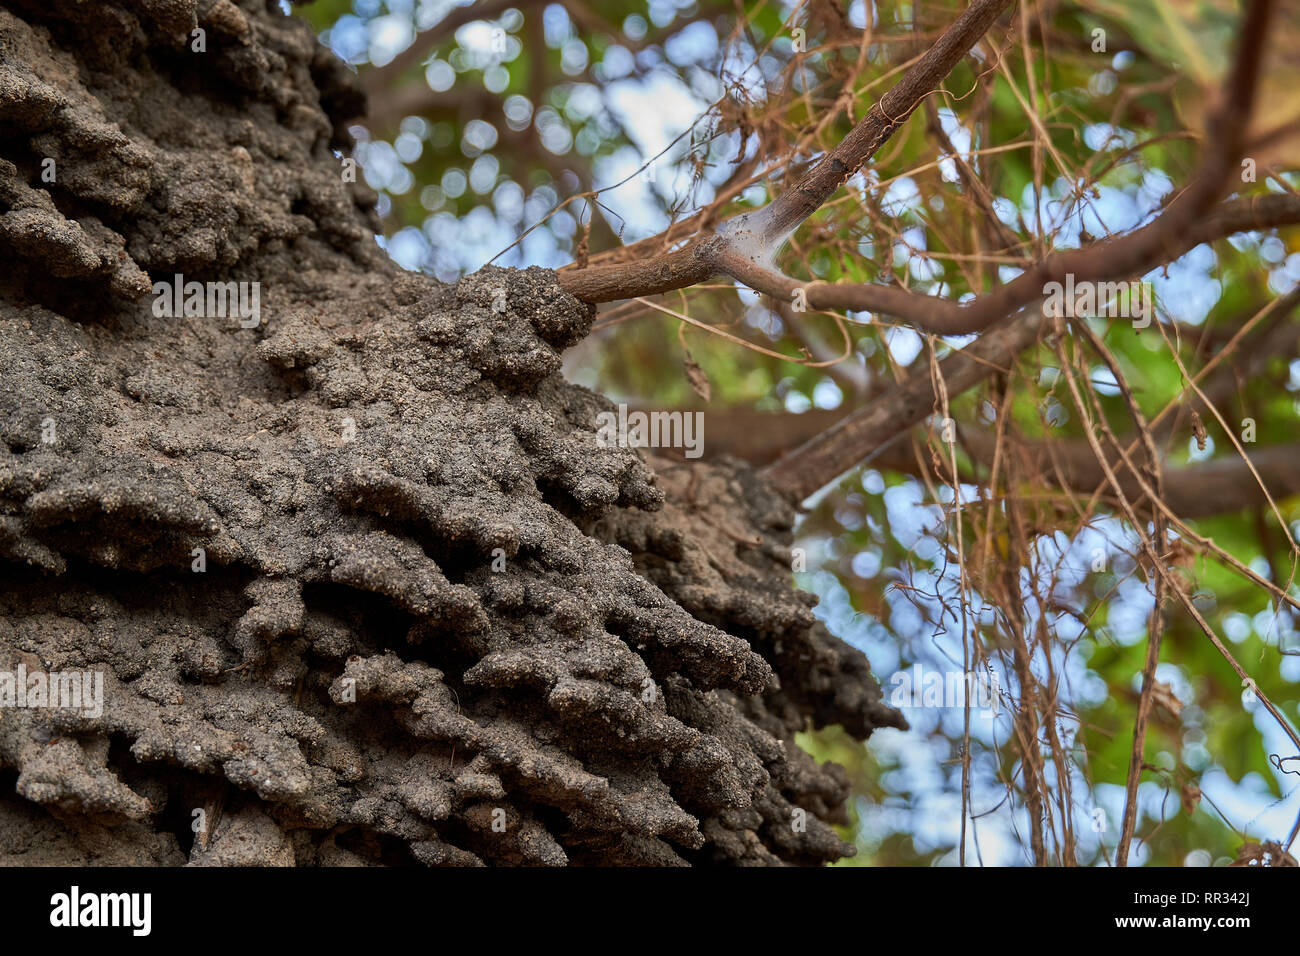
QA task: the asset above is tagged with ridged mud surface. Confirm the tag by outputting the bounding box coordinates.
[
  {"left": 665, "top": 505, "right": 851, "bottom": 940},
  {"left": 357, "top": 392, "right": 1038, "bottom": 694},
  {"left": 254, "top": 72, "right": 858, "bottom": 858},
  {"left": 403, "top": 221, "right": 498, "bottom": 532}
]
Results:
[{"left": 0, "top": 0, "right": 900, "bottom": 866}]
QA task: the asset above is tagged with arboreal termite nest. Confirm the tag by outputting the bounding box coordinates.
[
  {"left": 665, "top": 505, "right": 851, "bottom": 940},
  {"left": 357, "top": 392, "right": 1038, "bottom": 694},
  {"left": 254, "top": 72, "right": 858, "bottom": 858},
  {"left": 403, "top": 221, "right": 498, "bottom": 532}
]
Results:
[{"left": 0, "top": 0, "right": 901, "bottom": 866}]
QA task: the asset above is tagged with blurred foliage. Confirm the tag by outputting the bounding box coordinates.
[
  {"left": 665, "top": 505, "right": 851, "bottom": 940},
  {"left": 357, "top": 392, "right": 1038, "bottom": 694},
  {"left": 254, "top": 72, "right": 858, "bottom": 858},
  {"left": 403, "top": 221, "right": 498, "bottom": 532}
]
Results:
[{"left": 298, "top": 0, "right": 1300, "bottom": 866}]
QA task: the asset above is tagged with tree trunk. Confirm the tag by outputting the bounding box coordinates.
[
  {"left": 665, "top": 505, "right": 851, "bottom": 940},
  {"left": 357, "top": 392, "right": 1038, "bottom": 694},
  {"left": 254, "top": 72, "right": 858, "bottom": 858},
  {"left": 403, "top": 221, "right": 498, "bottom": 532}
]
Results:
[{"left": 0, "top": 0, "right": 899, "bottom": 866}]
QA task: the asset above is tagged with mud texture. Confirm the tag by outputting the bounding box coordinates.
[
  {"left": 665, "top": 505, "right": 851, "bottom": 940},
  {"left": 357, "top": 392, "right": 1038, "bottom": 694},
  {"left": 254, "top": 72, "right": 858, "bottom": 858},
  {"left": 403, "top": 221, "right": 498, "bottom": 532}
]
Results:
[{"left": 0, "top": 0, "right": 901, "bottom": 866}]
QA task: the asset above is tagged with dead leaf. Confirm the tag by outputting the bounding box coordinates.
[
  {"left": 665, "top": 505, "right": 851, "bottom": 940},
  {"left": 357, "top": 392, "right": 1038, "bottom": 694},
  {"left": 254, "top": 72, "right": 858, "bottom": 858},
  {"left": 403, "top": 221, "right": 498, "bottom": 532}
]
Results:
[
  {"left": 1151, "top": 680, "right": 1183, "bottom": 718},
  {"left": 1190, "top": 410, "right": 1207, "bottom": 451},
  {"left": 1166, "top": 538, "right": 1198, "bottom": 571},
  {"left": 683, "top": 352, "right": 711, "bottom": 403}
]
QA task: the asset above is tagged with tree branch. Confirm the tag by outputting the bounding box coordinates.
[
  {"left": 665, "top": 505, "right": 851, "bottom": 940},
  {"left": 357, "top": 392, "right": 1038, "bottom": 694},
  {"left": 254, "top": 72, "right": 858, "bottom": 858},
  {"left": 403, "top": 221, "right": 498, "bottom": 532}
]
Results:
[
  {"left": 752, "top": 0, "right": 1017, "bottom": 245},
  {"left": 760, "top": 0, "right": 1279, "bottom": 499},
  {"left": 683, "top": 408, "right": 1300, "bottom": 520},
  {"left": 556, "top": 0, "right": 1017, "bottom": 302},
  {"left": 760, "top": 303, "right": 1045, "bottom": 498},
  {"left": 713, "top": 194, "right": 1300, "bottom": 334},
  {"left": 959, "top": 427, "right": 1300, "bottom": 519}
]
